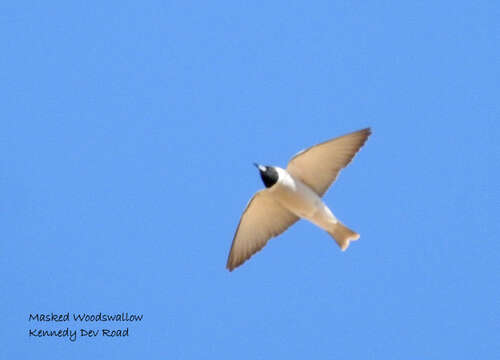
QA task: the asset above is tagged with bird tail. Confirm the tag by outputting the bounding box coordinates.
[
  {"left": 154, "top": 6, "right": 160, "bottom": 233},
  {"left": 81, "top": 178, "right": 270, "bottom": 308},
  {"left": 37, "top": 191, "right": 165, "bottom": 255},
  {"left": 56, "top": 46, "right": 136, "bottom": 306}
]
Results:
[{"left": 327, "top": 222, "right": 360, "bottom": 251}]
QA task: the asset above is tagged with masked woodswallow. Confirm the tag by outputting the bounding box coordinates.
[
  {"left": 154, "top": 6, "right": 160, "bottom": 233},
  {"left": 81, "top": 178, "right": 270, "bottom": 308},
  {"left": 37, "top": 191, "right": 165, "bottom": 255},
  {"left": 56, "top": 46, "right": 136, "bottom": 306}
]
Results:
[{"left": 226, "top": 128, "right": 371, "bottom": 271}]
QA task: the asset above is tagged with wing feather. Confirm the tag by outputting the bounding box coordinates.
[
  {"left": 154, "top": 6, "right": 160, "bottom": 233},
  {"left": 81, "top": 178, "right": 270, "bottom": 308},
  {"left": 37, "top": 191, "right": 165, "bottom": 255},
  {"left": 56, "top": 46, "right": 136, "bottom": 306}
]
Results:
[
  {"left": 287, "top": 128, "right": 371, "bottom": 196},
  {"left": 226, "top": 190, "right": 299, "bottom": 271}
]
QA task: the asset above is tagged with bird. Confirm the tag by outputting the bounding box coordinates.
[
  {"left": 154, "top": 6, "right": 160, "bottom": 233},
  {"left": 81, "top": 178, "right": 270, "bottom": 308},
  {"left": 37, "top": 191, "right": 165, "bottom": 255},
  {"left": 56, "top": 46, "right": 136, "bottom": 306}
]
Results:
[{"left": 226, "top": 128, "right": 371, "bottom": 271}]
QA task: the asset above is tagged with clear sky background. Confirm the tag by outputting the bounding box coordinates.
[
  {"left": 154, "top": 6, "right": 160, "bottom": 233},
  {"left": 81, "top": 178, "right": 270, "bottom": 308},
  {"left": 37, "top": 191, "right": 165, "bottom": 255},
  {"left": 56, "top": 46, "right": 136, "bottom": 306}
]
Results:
[{"left": 1, "top": 1, "right": 498, "bottom": 359}]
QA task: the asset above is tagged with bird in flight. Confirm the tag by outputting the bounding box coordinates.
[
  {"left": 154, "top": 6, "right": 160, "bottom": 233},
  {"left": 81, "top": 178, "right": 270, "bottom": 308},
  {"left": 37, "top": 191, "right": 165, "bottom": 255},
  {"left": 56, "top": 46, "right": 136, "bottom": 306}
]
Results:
[{"left": 226, "top": 128, "right": 371, "bottom": 271}]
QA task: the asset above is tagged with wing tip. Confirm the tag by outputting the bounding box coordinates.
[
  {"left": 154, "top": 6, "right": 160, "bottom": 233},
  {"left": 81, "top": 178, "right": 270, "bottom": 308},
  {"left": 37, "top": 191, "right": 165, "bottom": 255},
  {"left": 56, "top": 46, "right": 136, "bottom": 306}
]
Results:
[
  {"left": 358, "top": 127, "right": 372, "bottom": 138},
  {"left": 225, "top": 255, "right": 238, "bottom": 272},
  {"left": 225, "top": 258, "right": 245, "bottom": 272},
  {"left": 225, "top": 247, "right": 254, "bottom": 272},
  {"left": 360, "top": 127, "right": 372, "bottom": 145},
  {"left": 226, "top": 246, "right": 260, "bottom": 272}
]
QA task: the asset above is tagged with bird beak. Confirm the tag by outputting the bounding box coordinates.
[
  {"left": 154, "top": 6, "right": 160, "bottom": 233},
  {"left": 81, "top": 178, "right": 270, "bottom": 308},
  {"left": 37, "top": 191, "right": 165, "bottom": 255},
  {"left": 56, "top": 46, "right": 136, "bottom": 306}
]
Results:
[{"left": 253, "top": 163, "right": 266, "bottom": 172}]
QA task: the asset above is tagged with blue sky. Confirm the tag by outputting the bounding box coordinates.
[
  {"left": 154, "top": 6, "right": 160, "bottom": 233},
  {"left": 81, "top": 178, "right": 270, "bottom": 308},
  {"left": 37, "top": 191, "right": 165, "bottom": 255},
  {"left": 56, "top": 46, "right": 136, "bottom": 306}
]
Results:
[{"left": 1, "top": 1, "right": 498, "bottom": 359}]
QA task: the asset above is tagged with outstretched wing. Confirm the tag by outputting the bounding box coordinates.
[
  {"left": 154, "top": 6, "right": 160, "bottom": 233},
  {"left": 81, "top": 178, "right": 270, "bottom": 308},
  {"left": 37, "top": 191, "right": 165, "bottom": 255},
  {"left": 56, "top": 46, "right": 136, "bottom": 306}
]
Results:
[
  {"left": 226, "top": 190, "right": 299, "bottom": 271},
  {"left": 287, "top": 128, "right": 371, "bottom": 196}
]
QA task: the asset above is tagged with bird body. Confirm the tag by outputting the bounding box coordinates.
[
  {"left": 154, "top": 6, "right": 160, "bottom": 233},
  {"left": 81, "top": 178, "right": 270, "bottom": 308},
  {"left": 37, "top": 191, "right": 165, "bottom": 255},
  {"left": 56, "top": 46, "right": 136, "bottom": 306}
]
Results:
[
  {"left": 269, "top": 166, "right": 335, "bottom": 222},
  {"left": 226, "top": 128, "right": 371, "bottom": 271}
]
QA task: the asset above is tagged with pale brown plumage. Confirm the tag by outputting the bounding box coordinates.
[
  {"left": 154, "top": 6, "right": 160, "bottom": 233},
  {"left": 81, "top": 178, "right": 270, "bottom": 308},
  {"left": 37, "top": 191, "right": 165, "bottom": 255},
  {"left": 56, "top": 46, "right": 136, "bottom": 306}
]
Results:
[{"left": 226, "top": 128, "right": 371, "bottom": 271}]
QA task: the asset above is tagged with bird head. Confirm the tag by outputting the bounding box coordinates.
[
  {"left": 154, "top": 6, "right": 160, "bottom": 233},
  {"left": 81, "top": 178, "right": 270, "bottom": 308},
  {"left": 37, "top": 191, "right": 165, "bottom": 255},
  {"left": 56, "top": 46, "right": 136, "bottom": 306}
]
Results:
[{"left": 254, "top": 163, "right": 279, "bottom": 188}]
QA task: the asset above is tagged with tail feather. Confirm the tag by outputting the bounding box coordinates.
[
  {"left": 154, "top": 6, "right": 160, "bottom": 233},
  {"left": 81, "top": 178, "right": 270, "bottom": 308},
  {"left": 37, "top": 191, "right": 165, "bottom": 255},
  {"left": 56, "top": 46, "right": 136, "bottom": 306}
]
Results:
[{"left": 327, "top": 222, "right": 360, "bottom": 251}]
